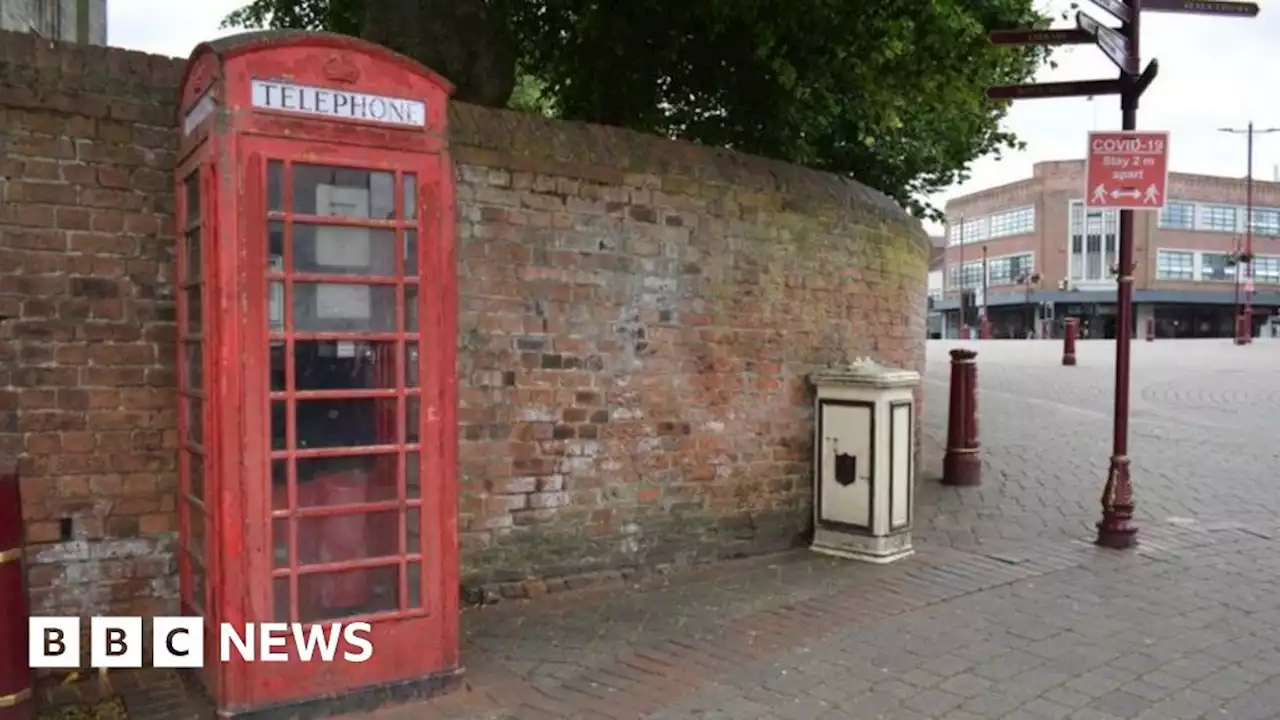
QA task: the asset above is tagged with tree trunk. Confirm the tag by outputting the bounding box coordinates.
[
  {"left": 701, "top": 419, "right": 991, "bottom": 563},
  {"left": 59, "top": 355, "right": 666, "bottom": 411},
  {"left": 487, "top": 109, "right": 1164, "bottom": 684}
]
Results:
[{"left": 362, "top": 0, "right": 515, "bottom": 108}]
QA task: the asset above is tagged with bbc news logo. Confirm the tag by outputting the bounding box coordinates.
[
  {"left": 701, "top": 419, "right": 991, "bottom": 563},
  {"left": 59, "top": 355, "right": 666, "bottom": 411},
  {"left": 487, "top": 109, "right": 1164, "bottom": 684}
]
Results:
[{"left": 29, "top": 617, "right": 374, "bottom": 668}]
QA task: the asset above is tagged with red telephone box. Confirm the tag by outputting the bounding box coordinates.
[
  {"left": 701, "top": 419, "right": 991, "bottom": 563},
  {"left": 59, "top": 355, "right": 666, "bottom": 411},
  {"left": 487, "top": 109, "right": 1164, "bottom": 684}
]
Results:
[{"left": 175, "top": 31, "right": 460, "bottom": 715}]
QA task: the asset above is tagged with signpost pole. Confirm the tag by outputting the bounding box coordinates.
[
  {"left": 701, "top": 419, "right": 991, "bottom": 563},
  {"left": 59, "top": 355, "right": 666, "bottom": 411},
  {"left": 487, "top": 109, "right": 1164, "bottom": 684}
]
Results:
[
  {"left": 1096, "top": 0, "right": 1142, "bottom": 550},
  {"left": 988, "top": 0, "right": 1259, "bottom": 555}
]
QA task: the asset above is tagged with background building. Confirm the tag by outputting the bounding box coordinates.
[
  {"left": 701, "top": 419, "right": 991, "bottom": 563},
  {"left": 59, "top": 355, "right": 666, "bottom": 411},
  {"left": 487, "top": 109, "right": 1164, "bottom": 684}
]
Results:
[
  {"left": 0, "top": 0, "right": 106, "bottom": 45},
  {"left": 926, "top": 235, "right": 944, "bottom": 338},
  {"left": 934, "top": 160, "right": 1280, "bottom": 339}
]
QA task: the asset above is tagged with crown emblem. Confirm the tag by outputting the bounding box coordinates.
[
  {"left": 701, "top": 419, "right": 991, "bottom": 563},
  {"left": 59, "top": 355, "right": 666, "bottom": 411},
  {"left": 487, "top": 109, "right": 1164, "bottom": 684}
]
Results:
[{"left": 323, "top": 56, "right": 360, "bottom": 84}]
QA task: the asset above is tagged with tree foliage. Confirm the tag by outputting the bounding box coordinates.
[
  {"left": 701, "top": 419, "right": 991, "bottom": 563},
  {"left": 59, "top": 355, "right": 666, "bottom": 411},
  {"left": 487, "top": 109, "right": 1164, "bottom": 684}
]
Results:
[{"left": 223, "top": 0, "right": 1053, "bottom": 219}]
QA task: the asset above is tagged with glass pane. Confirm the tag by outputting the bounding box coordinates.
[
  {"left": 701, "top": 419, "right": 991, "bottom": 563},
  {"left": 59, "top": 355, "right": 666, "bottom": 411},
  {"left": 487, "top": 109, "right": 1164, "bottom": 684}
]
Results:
[
  {"left": 273, "top": 517, "right": 289, "bottom": 569},
  {"left": 188, "top": 501, "right": 205, "bottom": 559},
  {"left": 272, "top": 460, "right": 288, "bottom": 510},
  {"left": 296, "top": 456, "right": 399, "bottom": 506},
  {"left": 191, "top": 558, "right": 206, "bottom": 612},
  {"left": 407, "top": 561, "right": 421, "bottom": 610},
  {"left": 283, "top": 340, "right": 399, "bottom": 391},
  {"left": 184, "top": 342, "right": 202, "bottom": 390},
  {"left": 404, "top": 230, "right": 417, "bottom": 276},
  {"left": 292, "top": 283, "right": 396, "bottom": 333},
  {"left": 406, "top": 342, "right": 419, "bottom": 387},
  {"left": 406, "top": 396, "right": 420, "bottom": 444},
  {"left": 299, "top": 509, "right": 398, "bottom": 564},
  {"left": 268, "top": 220, "right": 285, "bottom": 268},
  {"left": 185, "top": 396, "right": 203, "bottom": 445},
  {"left": 185, "top": 285, "right": 202, "bottom": 332},
  {"left": 185, "top": 173, "right": 200, "bottom": 225},
  {"left": 268, "top": 160, "right": 284, "bottom": 212},
  {"left": 269, "top": 342, "right": 285, "bottom": 391},
  {"left": 273, "top": 576, "right": 290, "bottom": 623},
  {"left": 403, "top": 174, "right": 416, "bottom": 220},
  {"left": 405, "top": 284, "right": 418, "bottom": 332},
  {"left": 271, "top": 400, "right": 286, "bottom": 450},
  {"left": 406, "top": 452, "right": 420, "bottom": 500},
  {"left": 185, "top": 230, "right": 201, "bottom": 281},
  {"left": 293, "top": 164, "right": 395, "bottom": 219},
  {"left": 296, "top": 397, "right": 399, "bottom": 450},
  {"left": 293, "top": 224, "right": 396, "bottom": 276},
  {"left": 297, "top": 566, "right": 398, "bottom": 622},
  {"left": 188, "top": 451, "right": 204, "bottom": 502},
  {"left": 405, "top": 504, "right": 420, "bottom": 555}
]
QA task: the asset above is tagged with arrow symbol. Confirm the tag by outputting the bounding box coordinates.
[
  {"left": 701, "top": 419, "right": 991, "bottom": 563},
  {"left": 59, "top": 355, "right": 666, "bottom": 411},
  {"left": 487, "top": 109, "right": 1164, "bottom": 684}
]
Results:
[{"left": 1111, "top": 188, "right": 1141, "bottom": 199}]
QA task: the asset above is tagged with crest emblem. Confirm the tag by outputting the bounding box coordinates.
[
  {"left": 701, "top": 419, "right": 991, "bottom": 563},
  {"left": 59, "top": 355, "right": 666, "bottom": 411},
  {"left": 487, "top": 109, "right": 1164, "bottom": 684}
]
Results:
[{"left": 323, "top": 56, "right": 360, "bottom": 84}]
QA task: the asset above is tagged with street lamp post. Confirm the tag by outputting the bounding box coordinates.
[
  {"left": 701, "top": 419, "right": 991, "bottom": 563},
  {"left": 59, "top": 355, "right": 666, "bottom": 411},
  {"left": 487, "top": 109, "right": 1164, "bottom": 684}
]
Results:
[
  {"left": 980, "top": 245, "right": 991, "bottom": 339},
  {"left": 1018, "top": 272, "right": 1042, "bottom": 338},
  {"left": 1219, "top": 122, "right": 1280, "bottom": 344},
  {"left": 957, "top": 216, "right": 968, "bottom": 339}
]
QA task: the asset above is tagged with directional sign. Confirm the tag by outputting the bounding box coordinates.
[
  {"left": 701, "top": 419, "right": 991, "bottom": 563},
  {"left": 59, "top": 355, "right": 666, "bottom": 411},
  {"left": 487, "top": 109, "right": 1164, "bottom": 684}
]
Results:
[
  {"left": 1143, "top": 0, "right": 1258, "bottom": 15},
  {"left": 986, "top": 78, "right": 1124, "bottom": 101},
  {"left": 1077, "top": 12, "right": 1137, "bottom": 74},
  {"left": 988, "top": 28, "right": 1094, "bottom": 45},
  {"left": 1088, "top": 0, "right": 1133, "bottom": 22},
  {"left": 1132, "top": 59, "right": 1160, "bottom": 99},
  {"left": 1085, "top": 131, "right": 1170, "bottom": 210}
]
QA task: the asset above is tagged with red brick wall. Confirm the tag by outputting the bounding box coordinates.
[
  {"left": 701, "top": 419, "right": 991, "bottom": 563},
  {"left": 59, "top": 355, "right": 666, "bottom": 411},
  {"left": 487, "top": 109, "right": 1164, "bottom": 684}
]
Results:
[
  {"left": 0, "top": 31, "right": 929, "bottom": 614},
  {"left": 1, "top": 35, "right": 183, "bottom": 616}
]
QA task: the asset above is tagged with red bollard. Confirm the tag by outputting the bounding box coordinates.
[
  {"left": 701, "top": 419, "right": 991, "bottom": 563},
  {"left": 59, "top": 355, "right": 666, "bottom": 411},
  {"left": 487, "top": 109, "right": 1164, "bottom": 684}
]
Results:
[
  {"left": 0, "top": 457, "right": 34, "bottom": 720},
  {"left": 1062, "top": 318, "right": 1078, "bottom": 366},
  {"left": 979, "top": 316, "right": 991, "bottom": 340},
  {"left": 1145, "top": 317, "right": 1155, "bottom": 342},
  {"left": 1234, "top": 313, "right": 1250, "bottom": 346},
  {"left": 942, "top": 349, "right": 982, "bottom": 487}
]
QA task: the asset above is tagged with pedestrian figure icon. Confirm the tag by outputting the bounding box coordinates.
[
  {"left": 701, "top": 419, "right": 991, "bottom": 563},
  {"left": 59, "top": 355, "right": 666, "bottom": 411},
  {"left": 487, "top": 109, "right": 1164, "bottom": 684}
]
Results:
[
  {"left": 1143, "top": 184, "right": 1160, "bottom": 204},
  {"left": 1092, "top": 184, "right": 1109, "bottom": 204}
]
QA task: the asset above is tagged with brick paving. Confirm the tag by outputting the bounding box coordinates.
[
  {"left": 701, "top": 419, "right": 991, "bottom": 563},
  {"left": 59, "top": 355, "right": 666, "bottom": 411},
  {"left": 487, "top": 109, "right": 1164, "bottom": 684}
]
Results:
[
  {"left": 914, "top": 338, "right": 1280, "bottom": 549},
  {"left": 102, "top": 338, "right": 1280, "bottom": 719}
]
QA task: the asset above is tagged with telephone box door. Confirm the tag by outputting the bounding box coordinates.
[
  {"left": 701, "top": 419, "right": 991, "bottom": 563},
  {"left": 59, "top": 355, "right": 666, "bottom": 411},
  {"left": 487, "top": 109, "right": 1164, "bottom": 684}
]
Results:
[{"left": 243, "top": 138, "right": 453, "bottom": 698}]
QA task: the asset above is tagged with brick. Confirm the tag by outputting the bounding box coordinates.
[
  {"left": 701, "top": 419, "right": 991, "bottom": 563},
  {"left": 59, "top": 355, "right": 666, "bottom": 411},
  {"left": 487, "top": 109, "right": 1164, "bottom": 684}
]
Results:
[{"left": 2, "top": 31, "right": 929, "bottom": 623}]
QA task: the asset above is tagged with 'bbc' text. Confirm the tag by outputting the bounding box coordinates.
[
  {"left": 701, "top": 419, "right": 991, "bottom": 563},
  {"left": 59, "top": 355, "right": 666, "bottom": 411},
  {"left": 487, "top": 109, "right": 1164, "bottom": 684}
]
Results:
[{"left": 29, "top": 617, "right": 374, "bottom": 668}]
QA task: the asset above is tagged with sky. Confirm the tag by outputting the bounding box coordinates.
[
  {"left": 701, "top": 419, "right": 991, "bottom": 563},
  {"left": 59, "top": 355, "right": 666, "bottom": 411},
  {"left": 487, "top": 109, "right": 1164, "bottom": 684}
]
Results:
[{"left": 108, "top": 0, "right": 1280, "bottom": 236}]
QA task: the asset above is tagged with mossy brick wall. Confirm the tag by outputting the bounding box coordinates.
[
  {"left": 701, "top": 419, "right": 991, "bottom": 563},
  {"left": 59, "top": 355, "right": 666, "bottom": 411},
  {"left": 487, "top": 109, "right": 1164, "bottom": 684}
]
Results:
[{"left": 0, "top": 30, "right": 929, "bottom": 615}]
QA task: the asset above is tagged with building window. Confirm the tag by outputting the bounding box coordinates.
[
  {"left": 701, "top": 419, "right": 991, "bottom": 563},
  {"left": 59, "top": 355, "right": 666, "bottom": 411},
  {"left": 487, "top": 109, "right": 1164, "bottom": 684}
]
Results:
[
  {"left": 1155, "top": 250, "right": 1194, "bottom": 280},
  {"left": 1253, "top": 256, "right": 1280, "bottom": 283},
  {"left": 1199, "top": 252, "right": 1237, "bottom": 281},
  {"left": 1200, "top": 205, "right": 1238, "bottom": 232},
  {"left": 1068, "top": 201, "right": 1118, "bottom": 282},
  {"left": 948, "top": 262, "right": 984, "bottom": 289},
  {"left": 987, "top": 254, "right": 1035, "bottom": 286},
  {"left": 1158, "top": 201, "right": 1195, "bottom": 230},
  {"left": 959, "top": 218, "right": 986, "bottom": 244},
  {"left": 988, "top": 207, "right": 1035, "bottom": 239},
  {"left": 1248, "top": 208, "right": 1280, "bottom": 237}
]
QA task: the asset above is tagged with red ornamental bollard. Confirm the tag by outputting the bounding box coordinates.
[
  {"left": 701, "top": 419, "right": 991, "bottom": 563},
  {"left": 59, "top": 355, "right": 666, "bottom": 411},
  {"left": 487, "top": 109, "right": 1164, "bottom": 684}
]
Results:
[
  {"left": 942, "top": 349, "right": 982, "bottom": 486},
  {"left": 1062, "top": 318, "right": 1078, "bottom": 366},
  {"left": 1145, "top": 317, "right": 1155, "bottom": 342},
  {"left": 1234, "top": 313, "right": 1250, "bottom": 346},
  {"left": 0, "top": 457, "right": 33, "bottom": 720}
]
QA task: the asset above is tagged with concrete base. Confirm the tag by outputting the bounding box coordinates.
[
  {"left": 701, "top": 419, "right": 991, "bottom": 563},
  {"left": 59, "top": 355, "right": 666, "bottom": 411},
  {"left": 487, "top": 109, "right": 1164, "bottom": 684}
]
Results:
[{"left": 810, "top": 528, "right": 914, "bottom": 564}]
